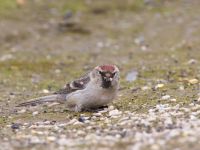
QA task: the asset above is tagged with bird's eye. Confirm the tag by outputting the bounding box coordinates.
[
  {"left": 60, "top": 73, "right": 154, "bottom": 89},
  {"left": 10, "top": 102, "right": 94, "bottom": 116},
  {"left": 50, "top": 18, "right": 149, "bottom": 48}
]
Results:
[
  {"left": 112, "top": 72, "right": 116, "bottom": 77},
  {"left": 99, "top": 71, "right": 103, "bottom": 75}
]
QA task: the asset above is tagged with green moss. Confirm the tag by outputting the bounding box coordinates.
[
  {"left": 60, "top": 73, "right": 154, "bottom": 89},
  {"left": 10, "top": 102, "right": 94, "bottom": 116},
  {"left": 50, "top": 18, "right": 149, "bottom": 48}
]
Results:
[
  {"left": 0, "top": 60, "right": 54, "bottom": 73},
  {"left": 0, "top": 0, "right": 17, "bottom": 17},
  {"left": 0, "top": 117, "right": 6, "bottom": 125},
  {"left": 64, "top": 1, "right": 87, "bottom": 12}
]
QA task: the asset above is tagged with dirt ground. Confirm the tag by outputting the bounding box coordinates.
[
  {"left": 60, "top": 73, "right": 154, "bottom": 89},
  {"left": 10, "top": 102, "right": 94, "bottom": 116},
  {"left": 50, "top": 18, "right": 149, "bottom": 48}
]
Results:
[{"left": 1, "top": 0, "right": 200, "bottom": 150}]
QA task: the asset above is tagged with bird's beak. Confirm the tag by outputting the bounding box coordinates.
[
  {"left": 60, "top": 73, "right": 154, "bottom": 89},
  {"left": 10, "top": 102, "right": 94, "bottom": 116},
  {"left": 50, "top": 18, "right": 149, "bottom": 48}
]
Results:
[{"left": 104, "top": 77, "right": 113, "bottom": 82}]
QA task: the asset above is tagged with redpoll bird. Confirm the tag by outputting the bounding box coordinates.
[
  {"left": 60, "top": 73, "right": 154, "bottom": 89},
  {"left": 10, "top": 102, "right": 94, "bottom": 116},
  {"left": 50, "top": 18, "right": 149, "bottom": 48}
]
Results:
[{"left": 17, "top": 65, "right": 120, "bottom": 112}]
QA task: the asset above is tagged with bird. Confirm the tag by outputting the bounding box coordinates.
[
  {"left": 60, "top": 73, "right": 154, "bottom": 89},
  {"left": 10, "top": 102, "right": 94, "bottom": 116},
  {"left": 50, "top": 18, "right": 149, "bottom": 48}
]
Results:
[{"left": 17, "top": 65, "right": 120, "bottom": 112}]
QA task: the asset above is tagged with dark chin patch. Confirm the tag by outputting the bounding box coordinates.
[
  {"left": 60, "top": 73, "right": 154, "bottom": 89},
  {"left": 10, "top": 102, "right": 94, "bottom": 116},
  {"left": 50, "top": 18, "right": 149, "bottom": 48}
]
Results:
[{"left": 102, "top": 80, "right": 111, "bottom": 88}]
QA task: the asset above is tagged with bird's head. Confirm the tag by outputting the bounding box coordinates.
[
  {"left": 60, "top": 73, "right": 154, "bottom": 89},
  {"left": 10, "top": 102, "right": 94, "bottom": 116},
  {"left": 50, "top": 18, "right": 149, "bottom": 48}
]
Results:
[{"left": 91, "top": 64, "right": 120, "bottom": 89}]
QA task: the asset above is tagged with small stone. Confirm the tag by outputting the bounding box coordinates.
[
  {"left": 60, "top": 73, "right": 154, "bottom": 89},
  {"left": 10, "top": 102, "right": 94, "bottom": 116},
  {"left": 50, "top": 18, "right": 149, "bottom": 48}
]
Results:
[
  {"left": 141, "top": 86, "right": 150, "bottom": 90},
  {"left": 108, "top": 105, "right": 114, "bottom": 110},
  {"left": 17, "top": 109, "right": 26, "bottom": 114},
  {"left": 97, "top": 41, "right": 104, "bottom": 48},
  {"left": 73, "top": 121, "right": 83, "bottom": 126},
  {"left": 55, "top": 69, "right": 61, "bottom": 74},
  {"left": 47, "top": 102, "right": 60, "bottom": 107},
  {"left": 86, "top": 126, "right": 93, "bottom": 130},
  {"left": 30, "top": 136, "right": 43, "bottom": 144},
  {"left": 125, "top": 70, "right": 138, "bottom": 82},
  {"left": 187, "top": 59, "right": 197, "bottom": 64},
  {"left": 47, "top": 136, "right": 56, "bottom": 142},
  {"left": 134, "top": 36, "right": 145, "bottom": 45},
  {"left": 179, "top": 86, "right": 184, "bottom": 90},
  {"left": 170, "top": 98, "right": 177, "bottom": 102},
  {"left": 57, "top": 138, "right": 73, "bottom": 146},
  {"left": 164, "top": 118, "right": 173, "bottom": 126},
  {"left": 98, "top": 109, "right": 108, "bottom": 113},
  {"left": 151, "top": 144, "right": 160, "bottom": 150},
  {"left": 78, "top": 117, "right": 85, "bottom": 123},
  {"left": 11, "top": 123, "right": 20, "bottom": 130},
  {"left": 42, "top": 89, "right": 50, "bottom": 93},
  {"left": 32, "top": 111, "right": 39, "bottom": 116},
  {"left": 161, "top": 95, "right": 171, "bottom": 100},
  {"left": 190, "top": 115, "right": 197, "bottom": 120},
  {"left": 93, "top": 112, "right": 102, "bottom": 117},
  {"left": 84, "top": 120, "right": 90, "bottom": 124},
  {"left": 0, "top": 54, "right": 14, "bottom": 61},
  {"left": 76, "top": 130, "right": 85, "bottom": 136},
  {"left": 188, "top": 79, "right": 198, "bottom": 84},
  {"left": 91, "top": 116, "right": 97, "bottom": 120},
  {"left": 115, "top": 134, "right": 121, "bottom": 138},
  {"left": 155, "top": 84, "right": 164, "bottom": 89},
  {"left": 68, "top": 119, "right": 77, "bottom": 125},
  {"left": 109, "top": 109, "right": 122, "bottom": 116},
  {"left": 141, "top": 45, "right": 148, "bottom": 51}
]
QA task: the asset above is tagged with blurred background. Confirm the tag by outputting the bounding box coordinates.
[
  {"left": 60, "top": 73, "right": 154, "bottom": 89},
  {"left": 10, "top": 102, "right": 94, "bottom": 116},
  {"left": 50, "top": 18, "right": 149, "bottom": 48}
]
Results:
[
  {"left": 1, "top": 0, "right": 200, "bottom": 149},
  {"left": 1, "top": 0, "right": 200, "bottom": 90}
]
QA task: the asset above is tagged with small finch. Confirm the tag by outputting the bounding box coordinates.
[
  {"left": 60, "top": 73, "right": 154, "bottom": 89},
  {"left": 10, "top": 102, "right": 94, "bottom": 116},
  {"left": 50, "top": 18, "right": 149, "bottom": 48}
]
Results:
[{"left": 17, "top": 65, "right": 120, "bottom": 112}]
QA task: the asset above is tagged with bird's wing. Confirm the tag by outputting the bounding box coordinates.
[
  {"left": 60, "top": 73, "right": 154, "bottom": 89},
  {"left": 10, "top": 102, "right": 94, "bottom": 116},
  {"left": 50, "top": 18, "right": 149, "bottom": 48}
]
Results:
[{"left": 54, "top": 73, "right": 90, "bottom": 94}]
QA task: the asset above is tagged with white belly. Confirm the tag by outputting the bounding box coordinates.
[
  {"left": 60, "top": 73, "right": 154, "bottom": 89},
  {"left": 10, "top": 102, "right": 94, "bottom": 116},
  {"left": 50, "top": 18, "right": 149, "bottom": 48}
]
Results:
[{"left": 66, "top": 87, "right": 117, "bottom": 109}]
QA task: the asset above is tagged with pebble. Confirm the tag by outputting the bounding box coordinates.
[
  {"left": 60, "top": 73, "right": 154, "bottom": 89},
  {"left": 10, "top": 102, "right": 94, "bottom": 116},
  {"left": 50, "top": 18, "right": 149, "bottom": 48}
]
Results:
[
  {"left": 42, "top": 89, "right": 50, "bottom": 93},
  {"left": 187, "top": 59, "right": 197, "bottom": 64},
  {"left": 125, "top": 70, "right": 138, "bottom": 82},
  {"left": 76, "top": 130, "right": 85, "bottom": 136},
  {"left": 11, "top": 123, "right": 20, "bottom": 130},
  {"left": 155, "top": 84, "right": 164, "bottom": 89},
  {"left": 17, "top": 109, "right": 26, "bottom": 114},
  {"left": 57, "top": 138, "right": 74, "bottom": 146},
  {"left": 179, "top": 86, "right": 185, "bottom": 90},
  {"left": 30, "top": 136, "right": 43, "bottom": 144},
  {"left": 161, "top": 95, "right": 171, "bottom": 100},
  {"left": 108, "top": 105, "right": 114, "bottom": 110},
  {"left": 134, "top": 36, "right": 145, "bottom": 45},
  {"left": 68, "top": 119, "right": 77, "bottom": 125},
  {"left": 47, "top": 136, "right": 56, "bottom": 142},
  {"left": 151, "top": 144, "right": 160, "bottom": 150},
  {"left": 73, "top": 121, "right": 84, "bottom": 126},
  {"left": 170, "top": 98, "right": 177, "bottom": 102},
  {"left": 32, "top": 111, "right": 39, "bottom": 116},
  {"left": 188, "top": 79, "right": 198, "bottom": 84},
  {"left": 164, "top": 118, "right": 173, "bottom": 126},
  {"left": 0, "top": 54, "right": 14, "bottom": 61},
  {"left": 55, "top": 69, "right": 61, "bottom": 74},
  {"left": 109, "top": 109, "right": 122, "bottom": 116},
  {"left": 78, "top": 117, "right": 85, "bottom": 123},
  {"left": 141, "top": 45, "right": 148, "bottom": 51},
  {"left": 141, "top": 86, "right": 151, "bottom": 90},
  {"left": 93, "top": 112, "right": 102, "bottom": 117}
]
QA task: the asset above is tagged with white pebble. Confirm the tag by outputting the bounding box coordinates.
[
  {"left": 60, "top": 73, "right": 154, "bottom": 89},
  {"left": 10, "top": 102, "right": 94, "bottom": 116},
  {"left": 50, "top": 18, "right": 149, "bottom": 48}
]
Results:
[
  {"left": 161, "top": 95, "right": 171, "bottom": 100},
  {"left": 170, "top": 98, "right": 177, "bottom": 102},
  {"left": 155, "top": 84, "right": 164, "bottom": 89},
  {"left": 42, "top": 89, "right": 50, "bottom": 94},
  {"left": 17, "top": 109, "right": 26, "bottom": 114},
  {"left": 109, "top": 109, "right": 122, "bottom": 116},
  {"left": 93, "top": 112, "right": 102, "bottom": 117},
  {"left": 141, "top": 86, "right": 150, "bottom": 90},
  {"left": 32, "top": 111, "right": 39, "bottom": 116},
  {"left": 108, "top": 105, "right": 114, "bottom": 110}
]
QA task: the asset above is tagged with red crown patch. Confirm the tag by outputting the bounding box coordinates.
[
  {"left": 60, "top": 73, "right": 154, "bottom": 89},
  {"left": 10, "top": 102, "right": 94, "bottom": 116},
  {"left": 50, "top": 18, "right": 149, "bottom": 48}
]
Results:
[{"left": 99, "top": 65, "right": 115, "bottom": 72}]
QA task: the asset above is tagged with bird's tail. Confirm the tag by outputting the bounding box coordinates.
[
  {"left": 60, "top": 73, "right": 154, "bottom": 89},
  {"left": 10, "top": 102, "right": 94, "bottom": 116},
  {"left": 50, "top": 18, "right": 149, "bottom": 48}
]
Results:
[{"left": 16, "top": 94, "right": 65, "bottom": 107}]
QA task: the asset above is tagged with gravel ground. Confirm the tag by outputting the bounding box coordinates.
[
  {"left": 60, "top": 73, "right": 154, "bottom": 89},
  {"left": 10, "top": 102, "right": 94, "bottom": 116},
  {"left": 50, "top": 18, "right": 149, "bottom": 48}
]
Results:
[{"left": 2, "top": 102, "right": 200, "bottom": 150}]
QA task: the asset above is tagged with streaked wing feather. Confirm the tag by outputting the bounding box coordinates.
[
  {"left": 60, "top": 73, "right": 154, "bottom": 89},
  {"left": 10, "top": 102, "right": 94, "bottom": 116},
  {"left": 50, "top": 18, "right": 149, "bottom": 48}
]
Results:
[{"left": 54, "top": 73, "right": 90, "bottom": 94}]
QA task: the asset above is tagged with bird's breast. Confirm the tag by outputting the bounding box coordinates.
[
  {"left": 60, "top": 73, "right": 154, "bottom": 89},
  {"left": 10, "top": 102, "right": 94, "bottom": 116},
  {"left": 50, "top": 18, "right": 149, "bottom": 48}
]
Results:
[{"left": 66, "top": 85, "right": 117, "bottom": 109}]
